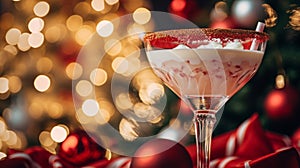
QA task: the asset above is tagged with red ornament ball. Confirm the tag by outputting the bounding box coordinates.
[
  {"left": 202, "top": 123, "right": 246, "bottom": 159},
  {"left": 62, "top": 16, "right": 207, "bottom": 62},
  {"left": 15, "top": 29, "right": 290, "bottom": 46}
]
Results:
[
  {"left": 292, "top": 128, "right": 300, "bottom": 147},
  {"left": 58, "top": 130, "right": 106, "bottom": 166},
  {"left": 264, "top": 87, "right": 299, "bottom": 120},
  {"left": 130, "top": 138, "right": 193, "bottom": 168}
]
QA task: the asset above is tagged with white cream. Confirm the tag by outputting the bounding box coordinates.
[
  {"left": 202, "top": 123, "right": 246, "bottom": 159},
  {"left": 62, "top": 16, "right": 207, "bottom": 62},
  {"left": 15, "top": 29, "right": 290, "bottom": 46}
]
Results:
[
  {"left": 173, "top": 39, "right": 243, "bottom": 50},
  {"left": 197, "top": 41, "right": 223, "bottom": 49},
  {"left": 173, "top": 44, "right": 190, "bottom": 49},
  {"left": 224, "top": 39, "right": 244, "bottom": 50}
]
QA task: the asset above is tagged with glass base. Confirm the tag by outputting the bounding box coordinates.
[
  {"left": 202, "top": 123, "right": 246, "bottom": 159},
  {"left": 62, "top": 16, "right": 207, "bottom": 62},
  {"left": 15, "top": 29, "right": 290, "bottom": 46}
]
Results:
[{"left": 194, "top": 112, "right": 216, "bottom": 168}]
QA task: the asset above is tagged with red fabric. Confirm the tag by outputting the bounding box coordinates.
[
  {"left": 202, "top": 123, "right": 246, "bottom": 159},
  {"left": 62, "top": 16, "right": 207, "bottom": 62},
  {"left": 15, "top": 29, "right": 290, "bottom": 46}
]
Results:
[
  {"left": 187, "top": 113, "right": 300, "bottom": 168},
  {"left": 0, "top": 113, "right": 299, "bottom": 168}
]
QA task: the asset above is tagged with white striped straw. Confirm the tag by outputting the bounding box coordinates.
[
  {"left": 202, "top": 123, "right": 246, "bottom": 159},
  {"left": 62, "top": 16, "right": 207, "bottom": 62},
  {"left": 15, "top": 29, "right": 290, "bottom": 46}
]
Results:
[{"left": 250, "top": 22, "right": 265, "bottom": 50}]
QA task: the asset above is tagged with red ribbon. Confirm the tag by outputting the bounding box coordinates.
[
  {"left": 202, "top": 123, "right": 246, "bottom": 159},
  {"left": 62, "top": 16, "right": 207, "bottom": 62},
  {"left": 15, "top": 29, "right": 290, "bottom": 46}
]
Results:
[
  {"left": 1, "top": 113, "right": 299, "bottom": 168},
  {"left": 187, "top": 113, "right": 300, "bottom": 168}
]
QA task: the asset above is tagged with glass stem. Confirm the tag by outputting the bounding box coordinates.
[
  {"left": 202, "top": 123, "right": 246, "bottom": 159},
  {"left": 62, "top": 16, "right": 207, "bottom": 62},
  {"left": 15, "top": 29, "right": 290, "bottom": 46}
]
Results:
[{"left": 194, "top": 112, "right": 216, "bottom": 168}]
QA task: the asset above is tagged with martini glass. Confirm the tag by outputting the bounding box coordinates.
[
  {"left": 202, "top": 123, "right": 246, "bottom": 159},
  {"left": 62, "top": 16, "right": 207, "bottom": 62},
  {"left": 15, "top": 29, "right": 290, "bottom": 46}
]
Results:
[{"left": 143, "top": 28, "right": 268, "bottom": 168}]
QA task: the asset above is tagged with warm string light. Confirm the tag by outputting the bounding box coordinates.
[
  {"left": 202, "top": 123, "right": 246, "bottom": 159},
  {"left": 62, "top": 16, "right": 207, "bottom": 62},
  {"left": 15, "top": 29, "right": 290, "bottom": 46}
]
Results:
[
  {"left": 275, "top": 74, "right": 285, "bottom": 89},
  {"left": 34, "top": 75, "right": 51, "bottom": 92},
  {"left": 50, "top": 124, "right": 69, "bottom": 143},
  {"left": 76, "top": 80, "right": 93, "bottom": 97},
  {"left": 288, "top": 7, "right": 300, "bottom": 30},
  {"left": 0, "top": 0, "right": 245, "bottom": 152},
  {"left": 262, "top": 3, "right": 278, "bottom": 27},
  {"left": 0, "top": 117, "right": 26, "bottom": 151},
  {"left": 33, "top": 1, "right": 50, "bottom": 17}
]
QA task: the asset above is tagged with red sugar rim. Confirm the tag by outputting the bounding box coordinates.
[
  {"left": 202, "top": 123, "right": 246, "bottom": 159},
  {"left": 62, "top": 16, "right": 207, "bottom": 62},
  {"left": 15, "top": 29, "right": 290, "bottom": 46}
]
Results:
[{"left": 144, "top": 28, "right": 269, "bottom": 45}]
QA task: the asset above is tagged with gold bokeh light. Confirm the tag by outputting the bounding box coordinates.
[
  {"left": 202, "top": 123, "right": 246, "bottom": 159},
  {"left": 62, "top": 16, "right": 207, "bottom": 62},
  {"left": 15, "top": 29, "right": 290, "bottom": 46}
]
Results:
[
  {"left": 0, "top": 77, "right": 9, "bottom": 94},
  {"left": 96, "top": 20, "right": 114, "bottom": 37},
  {"left": 34, "top": 74, "right": 51, "bottom": 92},
  {"left": 104, "top": 39, "right": 122, "bottom": 56},
  {"left": 75, "top": 25, "right": 94, "bottom": 45},
  {"left": 39, "top": 131, "right": 54, "bottom": 147},
  {"left": 17, "top": 33, "right": 31, "bottom": 51},
  {"left": 76, "top": 80, "right": 93, "bottom": 97},
  {"left": 105, "top": 0, "right": 119, "bottom": 5},
  {"left": 45, "top": 25, "right": 67, "bottom": 43},
  {"left": 50, "top": 125, "right": 69, "bottom": 143},
  {"left": 82, "top": 99, "right": 99, "bottom": 116},
  {"left": 28, "top": 17, "right": 44, "bottom": 33},
  {"left": 133, "top": 7, "right": 151, "bottom": 25},
  {"left": 8, "top": 75, "right": 22, "bottom": 93},
  {"left": 91, "top": 0, "right": 105, "bottom": 11},
  {"left": 66, "top": 15, "right": 83, "bottom": 32},
  {"left": 28, "top": 32, "right": 44, "bottom": 48},
  {"left": 112, "top": 57, "right": 128, "bottom": 74},
  {"left": 65, "top": 62, "right": 83, "bottom": 80},
  {"left": 5, "top": 28, "right": 21, "bottom": 45},
  {"left": 90, "top": 68, "right": 108, "bottom": 86},
  {"left": 36, "top": 57, "right": 53, "bottom": 73},
  {"left": 115, "top": 93, "right": 133, "bottom": 110},
  {"left": 119, "top": 118, "right": 138, "bottom": 141},
  {"left": 33, "top": 1, "right": 50, "bottom": 17}
]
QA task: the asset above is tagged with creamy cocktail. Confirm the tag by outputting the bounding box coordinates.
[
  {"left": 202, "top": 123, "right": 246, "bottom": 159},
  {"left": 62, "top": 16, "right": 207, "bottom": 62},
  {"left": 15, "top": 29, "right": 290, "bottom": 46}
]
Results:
[{"left": 144, "top": 28, "right": 268, "bottom": 168}]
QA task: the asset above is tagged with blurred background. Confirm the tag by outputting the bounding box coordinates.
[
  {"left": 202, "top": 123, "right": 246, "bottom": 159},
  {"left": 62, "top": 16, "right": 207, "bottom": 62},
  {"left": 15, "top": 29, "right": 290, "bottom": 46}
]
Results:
[{"left": 0, "top": 0, "right": 299, "bottom": 156}]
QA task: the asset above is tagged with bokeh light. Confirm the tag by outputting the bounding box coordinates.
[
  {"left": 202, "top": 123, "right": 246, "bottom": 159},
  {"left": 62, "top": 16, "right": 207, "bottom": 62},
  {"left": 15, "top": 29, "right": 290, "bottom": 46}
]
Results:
[
  {"left": 288, "top": 7, "right": 300, "bottom": 30},
  {"left": 104, "top": 39, "right": 122, "bottom": 56},
  {"left": 210, "top": 1, "right": 228, "bottom": 22},
  {"left": 4, "top": 45, "right": 18, "bottom": 56},
  {"left": 47, "top": 102, "right": 64, "bottom": 119},
  {"left": 0, "top": 77, "right": 9, "bottom": 94},
  {"left": 96, "top": 20, "right": 114, "bottom": 37},
  {"left": 91, "top": 0, "right": 105, "bottom": 12},
  {"left": 74, "top": 2, "right": 92, "bottom": 16},
  {"left": 28, "top": 32, "right": 44, "bottom": 48},
  {"left": 115, "top": 93, "right": 134, "bottom": 110},
  {"left": 95, "top": 107, "right": 112, "bottom": 124},
  {"left": 50, "top": 125, "right": 69, "bottom": 143},
  {"left": 133, "top": 8, "right": 151, "bottom": 24},
  {"left": 170, "top": 0, "right": 186, "bottom": 12},
  {"left": 133, "top": 102, "right": 162, "bottom": 122},
  {"left": 119, "top": 118, "right": 138, "bottom": 141},
  {"left": 75, "top": 25, "right": 94, "bottom": 45},
  {"left": 105, "top": 0, "right": 119, "bottom": 5},
  {"left": 61, "top": 134, "right": 78, "bottom": 153},
  {"left": 139, "top": 83, "right": 165, "bottom": 105},
  {"left": 275, "top": 74, "right": 285, "bottom": 89},
  {"left": 33, "top": 1, "right": 50, "bottom": 17},
  {"left": 82, "top": 99, "right": 99, "bottom": 116},
  {"left": 0, "top": 118, "right": 7, "bottom": 135},
  {"left": 112, "top": 57, "right": 128, "bottom": 74},
  {"left": 28, "top": 17, "right": 44, "bottom": 33},
  {"left": 66, "top": 15, "right": 83, "bottom": 32},
  {"left": 36, "top": 57, "right": 53, "bottom": 73},
  {"left": 76, "top": 80, "right": 93, "bottom": 97},
  {"left": 28, "top": 101, "right": 44, "bottom": 119},
  {"left": 127, "top": 23, "right": 146, "bottom": 35},
  {"left": 17, "top": 33, "right": 31, "bottom": 51},
  {"left": 90, "top": 68, "right": 108, "bottom": 86},
  {"left": 5, "top": 130, "right": 18, "bottom": 146},
  {"left": 34, "top": 75, "right": 51, "bottom": 92},
  {"left": 5, "top": 28, "right": 21, "bottom": 45},
  {"left": 8, "top": 76, "right": 22, "bottom": 93},
  {"left": 262, "top": 3, "right": 277, "bottom": 28},
  {"left": 39, "top": 131, "right": 54, "bottom": 147},
  {"left": 45, "top": 25, "right": 67, "bottom": 43},
  {"left": 65, "top": 62, "right": 83, "bottom": 80}
]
